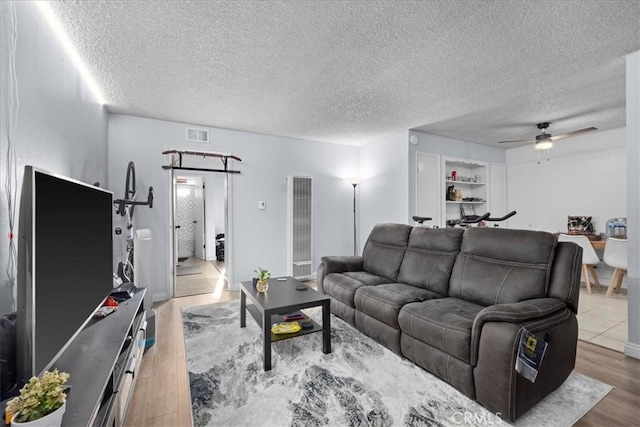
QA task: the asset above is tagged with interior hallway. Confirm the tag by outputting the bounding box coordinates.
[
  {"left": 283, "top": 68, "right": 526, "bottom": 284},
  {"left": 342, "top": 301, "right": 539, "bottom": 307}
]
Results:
[{"left": 175, "top": 258, "right": 225, "bottom": 298}]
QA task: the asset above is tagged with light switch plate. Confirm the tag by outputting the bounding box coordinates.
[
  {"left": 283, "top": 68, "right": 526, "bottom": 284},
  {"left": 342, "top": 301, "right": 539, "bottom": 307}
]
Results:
[{"left": 258, "top": 201, "right": 266, "bottom": 210}]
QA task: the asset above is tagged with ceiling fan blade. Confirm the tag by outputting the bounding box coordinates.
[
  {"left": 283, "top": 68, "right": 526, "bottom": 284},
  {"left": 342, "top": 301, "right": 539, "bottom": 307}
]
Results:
[
  {"left": 498, "top": 139, "right": 535, "bottom": 144},
  {"left": 549, "top": 127, "right": 598, "bottom": 141}
]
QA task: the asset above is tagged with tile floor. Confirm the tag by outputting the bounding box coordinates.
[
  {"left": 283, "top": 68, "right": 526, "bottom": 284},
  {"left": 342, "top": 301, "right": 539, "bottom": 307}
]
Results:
[{"left": 577, "top": 286, "right": 628, "bottom": 353}]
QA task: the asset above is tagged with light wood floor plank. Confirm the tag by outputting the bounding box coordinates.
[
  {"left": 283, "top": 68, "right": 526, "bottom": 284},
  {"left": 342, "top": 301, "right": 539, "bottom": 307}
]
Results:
[{"left": 123, "top": 376, "right": 149, "bottom": 427}]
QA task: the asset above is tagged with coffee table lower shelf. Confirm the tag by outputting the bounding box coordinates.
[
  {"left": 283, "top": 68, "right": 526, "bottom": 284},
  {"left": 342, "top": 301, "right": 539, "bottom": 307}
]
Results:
[{"left": 245, "top": 304, "right": 323, "bottom": 341}]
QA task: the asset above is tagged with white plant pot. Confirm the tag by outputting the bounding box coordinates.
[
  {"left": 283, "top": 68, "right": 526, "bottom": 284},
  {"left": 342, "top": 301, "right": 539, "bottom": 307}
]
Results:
[{"left": 11, "top": 401, "right": 66, "bottom": 427}]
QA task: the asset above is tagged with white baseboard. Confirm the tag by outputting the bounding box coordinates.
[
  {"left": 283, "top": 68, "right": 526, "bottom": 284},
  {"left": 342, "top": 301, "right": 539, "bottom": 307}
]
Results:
[
  {"left": 153, "top": 292, "right": 169, "bottom": 302},
  {"left": 624, "top": 342, "right": 640, "bottom": 359}
]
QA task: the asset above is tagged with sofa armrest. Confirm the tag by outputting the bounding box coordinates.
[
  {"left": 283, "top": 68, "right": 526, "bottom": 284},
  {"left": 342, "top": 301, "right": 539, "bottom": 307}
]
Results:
[
  {"left": 473, "top": 309, "right": 577, "bottom": 421},
  {"left": 470, "top": 298, "right": 567, "bottom": 365},
  {"left": 316, "top": 256, "right": 363, "bottom": 294}
]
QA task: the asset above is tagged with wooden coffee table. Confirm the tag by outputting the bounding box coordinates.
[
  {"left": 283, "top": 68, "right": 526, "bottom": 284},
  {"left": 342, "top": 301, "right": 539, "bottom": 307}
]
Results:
[{"left": 240, "top": 276, "right": 331, "bottom": 370}]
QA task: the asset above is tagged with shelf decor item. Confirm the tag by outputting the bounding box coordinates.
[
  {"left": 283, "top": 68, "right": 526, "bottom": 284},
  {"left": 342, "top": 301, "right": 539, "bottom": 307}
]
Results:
[
  {"left": 567, "top": 216, "right": 594, "bottom": 234},
  {"left": 270, "top": 321, "right": 301, "bottom": 334},
  {"left": 254, "top": 267, "right": 271, "bottom": 293},
  {"left": 7, "top": 369, "right": 69, "bottom": 427}
]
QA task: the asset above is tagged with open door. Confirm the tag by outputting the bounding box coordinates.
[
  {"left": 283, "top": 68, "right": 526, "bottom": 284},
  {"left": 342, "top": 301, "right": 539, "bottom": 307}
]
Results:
[
  {"left": 169, "top": 165, "right": 235, "bottom": 299},
  {"left": 194, "top": 179, "right": 206, "bottom": 260}
]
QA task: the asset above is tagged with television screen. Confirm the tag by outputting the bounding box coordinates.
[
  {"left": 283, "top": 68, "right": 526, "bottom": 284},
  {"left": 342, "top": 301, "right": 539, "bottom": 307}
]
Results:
[{"left": 17, "top": 167, "right": 113, "bottom": 381}]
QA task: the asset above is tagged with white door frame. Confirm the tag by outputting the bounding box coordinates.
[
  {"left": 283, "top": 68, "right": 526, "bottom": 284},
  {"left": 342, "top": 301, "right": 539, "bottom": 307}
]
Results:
[
  {"left": 166, "top": 159, "right": 235, "bottom": 298},
  {"left": 193, "top": 176, "right": 206, "bottom": 260}
]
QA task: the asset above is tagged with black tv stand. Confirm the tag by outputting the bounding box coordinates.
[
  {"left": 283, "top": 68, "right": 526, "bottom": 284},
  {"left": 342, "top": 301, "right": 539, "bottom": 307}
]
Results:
[
  {"left": 110, "top": 282, "right": 136, "bottom": 300},
  {"left": 51, "top": 289, "right": 146, "bottom": 426}
]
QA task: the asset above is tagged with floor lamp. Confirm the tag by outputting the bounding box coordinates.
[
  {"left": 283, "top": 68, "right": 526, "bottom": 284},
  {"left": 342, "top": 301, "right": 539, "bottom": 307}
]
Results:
[{"left": 349, "top": 178, "right": 361, "bottom": 256}]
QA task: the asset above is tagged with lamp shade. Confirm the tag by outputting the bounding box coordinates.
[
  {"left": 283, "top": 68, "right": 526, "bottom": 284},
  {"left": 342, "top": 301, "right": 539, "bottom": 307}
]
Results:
[
  {"left": 348, "top": 177, "right": 362, "bottom": 185},
  {"left": 534, "top": 140, "right": 553, "bottom": 150}
]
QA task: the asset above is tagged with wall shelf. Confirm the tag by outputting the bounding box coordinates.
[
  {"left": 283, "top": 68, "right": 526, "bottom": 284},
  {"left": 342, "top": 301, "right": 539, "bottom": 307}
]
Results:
[
  {"left": 444, "top": 180, "right": 485, "bottom": 185},
  {"left": 446, "top": 201, "right": 486, "bottom": 204}
]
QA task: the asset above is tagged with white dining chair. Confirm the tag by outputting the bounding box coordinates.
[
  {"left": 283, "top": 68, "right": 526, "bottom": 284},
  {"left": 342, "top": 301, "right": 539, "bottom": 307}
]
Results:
[
  {"left": 603, "top": 237, "right": 627, "bottom": 297},
  {"left": 558, "top": 234, "right": 602, "bottom": 295}
]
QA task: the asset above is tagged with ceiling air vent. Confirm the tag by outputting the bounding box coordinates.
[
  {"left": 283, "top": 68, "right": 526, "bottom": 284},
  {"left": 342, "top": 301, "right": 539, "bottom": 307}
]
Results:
[{"left": 186, "top": 127, "right": 209, "bottom": 143}]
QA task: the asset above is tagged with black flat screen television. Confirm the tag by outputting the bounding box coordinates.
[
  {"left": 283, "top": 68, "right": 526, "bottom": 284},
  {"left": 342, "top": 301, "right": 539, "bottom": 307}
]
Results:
[{"left": 17, "top": 166, "right": 113, "bottom": 384}]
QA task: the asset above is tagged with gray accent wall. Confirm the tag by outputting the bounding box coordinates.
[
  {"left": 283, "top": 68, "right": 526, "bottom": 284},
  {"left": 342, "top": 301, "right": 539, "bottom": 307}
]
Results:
[{"left": 0, "top": 2, "right": 108, "bottom": 315}]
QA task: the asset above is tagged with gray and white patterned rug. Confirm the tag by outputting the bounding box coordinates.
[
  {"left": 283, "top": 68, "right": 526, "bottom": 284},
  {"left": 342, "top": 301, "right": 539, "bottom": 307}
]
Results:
[{"left": 182, "top": 301, "right": 612, "bottom": 427}]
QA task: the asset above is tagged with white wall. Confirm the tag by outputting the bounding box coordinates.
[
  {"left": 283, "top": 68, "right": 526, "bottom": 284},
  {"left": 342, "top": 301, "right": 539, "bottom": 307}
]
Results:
[
  {"left": 506, "top": 127, "right": 626, "bottom": 233},
  {"left": 0, "top": 2, "right": 108, "bottom": 315},
  {"left": 625, "top": 50, "right": 640, "bottom": 357},
  {"left": 408, "top": 130, "right": 506, "bottom": 225},
  {"left": 108, "top": 114, "right": 359, "bottom": 300},
  {"left": 506, "top": 127, "right": 627, "bottom": 288},
  {"left": 359, "top": 131, "right": 410, "bottom": 251}
]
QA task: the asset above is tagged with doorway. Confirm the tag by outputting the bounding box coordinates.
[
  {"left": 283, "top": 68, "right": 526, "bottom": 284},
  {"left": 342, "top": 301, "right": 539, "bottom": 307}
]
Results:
[{"left": 173, "top": 174, "right": 227, "bottom": 297}]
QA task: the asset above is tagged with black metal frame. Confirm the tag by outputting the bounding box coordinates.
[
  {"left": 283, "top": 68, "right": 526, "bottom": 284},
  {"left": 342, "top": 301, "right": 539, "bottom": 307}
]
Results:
[{"left": 161, "top": 150, "right": 242, "bottom": 174}]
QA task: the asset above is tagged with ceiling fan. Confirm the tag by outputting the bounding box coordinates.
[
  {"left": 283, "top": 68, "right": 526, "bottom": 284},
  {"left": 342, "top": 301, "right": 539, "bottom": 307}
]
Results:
[{"left": 498, "top": 122, "right": 598, "bottom": 150}]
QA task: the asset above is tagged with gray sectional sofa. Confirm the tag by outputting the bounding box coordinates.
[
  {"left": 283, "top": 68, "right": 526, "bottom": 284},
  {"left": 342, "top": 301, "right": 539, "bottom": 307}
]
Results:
[{"left": 317, "top": 224, "right": 582, "bottom": 422}]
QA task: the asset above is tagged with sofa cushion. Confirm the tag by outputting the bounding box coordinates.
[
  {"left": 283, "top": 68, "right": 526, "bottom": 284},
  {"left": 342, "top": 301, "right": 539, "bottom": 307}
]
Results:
[
  {"left": 343, "top": 271, "right": 390, "bottom": 286},
  {"left": 354, "top": 283, "right": 441, "bottom": 328},
  {"left": 449, "top": 228, "right": 557, "bottom": 306},
  {"left": 324, "top": 272, "right": 388, "bottom": 308},
  {"left": 397, "top": 228, "right": 464, "bottom": 294},
  {"left": 398, "top": 298, "right": 484, "bottom": 363},
  {"left": 362, "top": 223, "right": 412, "bottom": 282}
]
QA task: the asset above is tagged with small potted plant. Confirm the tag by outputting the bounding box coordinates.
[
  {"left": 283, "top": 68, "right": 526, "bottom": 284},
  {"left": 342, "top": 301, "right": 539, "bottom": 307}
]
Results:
[
  {"left": 7, "top": 369, "right": 69, "bottom": 427},
  {"left": 254, "top": 267, "right": 271, "bottom": 293}
]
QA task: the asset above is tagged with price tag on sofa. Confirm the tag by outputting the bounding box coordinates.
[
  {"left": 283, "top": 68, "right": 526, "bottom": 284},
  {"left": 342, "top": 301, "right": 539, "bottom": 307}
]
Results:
[{"left": 515, "top": 328, "right": 548, "bottom": 383}]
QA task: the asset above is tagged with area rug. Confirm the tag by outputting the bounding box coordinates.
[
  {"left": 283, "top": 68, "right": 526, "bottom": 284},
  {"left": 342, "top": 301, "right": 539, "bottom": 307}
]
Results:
[
  {"left": 176, "top": 266, "right": 201, "bottom": 276},
  {"left": 182, "top": 301, "right": 612, "bottom": 427}
]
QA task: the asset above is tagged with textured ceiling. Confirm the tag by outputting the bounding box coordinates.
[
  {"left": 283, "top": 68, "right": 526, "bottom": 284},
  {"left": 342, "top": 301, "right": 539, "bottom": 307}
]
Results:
[{"left": 48, "top": 1, "right": 640, "bottom": 146}]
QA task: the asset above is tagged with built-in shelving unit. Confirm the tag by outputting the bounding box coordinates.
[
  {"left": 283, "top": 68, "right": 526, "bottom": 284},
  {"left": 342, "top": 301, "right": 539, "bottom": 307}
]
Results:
[
  {"left": 442, "top": 157, "right": 488, "bottom": 224},
  {"left": 415, "top": 152, "right": 508, "bottom": 228}
]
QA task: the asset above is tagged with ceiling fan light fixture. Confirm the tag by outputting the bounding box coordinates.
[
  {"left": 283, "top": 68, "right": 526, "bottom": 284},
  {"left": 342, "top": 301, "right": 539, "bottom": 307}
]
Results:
[{"left": 535, "top": 140, "right": 553, "bottom": 150}]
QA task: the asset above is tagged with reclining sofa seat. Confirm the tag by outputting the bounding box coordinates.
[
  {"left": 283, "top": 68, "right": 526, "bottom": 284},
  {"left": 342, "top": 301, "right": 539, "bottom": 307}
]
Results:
[
  {"left": 317, "top": 224, "right": 581, "bottom": 422},
  {"left": 354, "top": 225, "right": 464, "bottom": 354}
]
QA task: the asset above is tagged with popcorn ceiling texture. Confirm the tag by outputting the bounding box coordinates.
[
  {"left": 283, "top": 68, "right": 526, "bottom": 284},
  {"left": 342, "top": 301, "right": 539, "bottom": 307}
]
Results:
[{"left": 49, "top": 1, "right": 640, "bottom": 146}]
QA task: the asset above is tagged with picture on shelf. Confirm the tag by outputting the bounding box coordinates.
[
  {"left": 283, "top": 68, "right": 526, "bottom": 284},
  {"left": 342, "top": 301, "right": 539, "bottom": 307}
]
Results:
[{"left": 460, "top": 203, "right": 475, "bottom": 217}]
